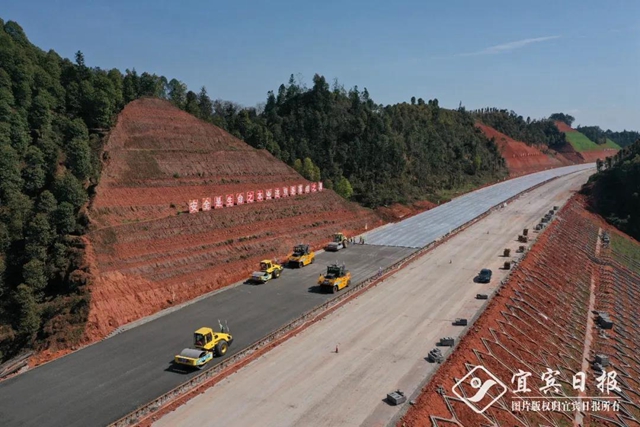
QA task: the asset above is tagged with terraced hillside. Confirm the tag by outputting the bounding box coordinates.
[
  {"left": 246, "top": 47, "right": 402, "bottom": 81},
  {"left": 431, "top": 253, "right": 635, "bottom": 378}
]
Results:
[
  {"left": 87, "top": 98, "right": 382, "bottom": 339},
  {"left": 476, "top": 123, "right": 573, "bottom": 176},
  {"left": 401, "top": 196, "right": 640, "bottom": 427},
  {"left": 555, "top": 121, "right": 620, "bottom": 163}
]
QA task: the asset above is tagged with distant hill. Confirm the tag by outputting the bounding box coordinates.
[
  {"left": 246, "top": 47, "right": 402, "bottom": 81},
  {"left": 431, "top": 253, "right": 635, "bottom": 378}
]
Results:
[
  {"left": 556, "top": 122, "right": 621, "bottom": 151},
  {"left": 577, "top": 125, "right": 639, "bottom": 148}
]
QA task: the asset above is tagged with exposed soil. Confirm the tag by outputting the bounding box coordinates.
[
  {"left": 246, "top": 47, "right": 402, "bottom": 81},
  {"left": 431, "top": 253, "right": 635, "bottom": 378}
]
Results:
[
  {"left": 476, "top": 123, "right": 574, "bottom": 177},
  {"left": 555, "top": 120, "right": 577, "bottom": 133},
  {"left": 400, "top": 195, "right": 640, "bottom": 426},
  {"left": 375, "top": 200, "right": 438, "bottom": 222},
  {"left": 554, "top": 138, "right": 617, "bottom": 164},
  {"left": 85, "top": 98, "right": 382, "bottom": 341}
]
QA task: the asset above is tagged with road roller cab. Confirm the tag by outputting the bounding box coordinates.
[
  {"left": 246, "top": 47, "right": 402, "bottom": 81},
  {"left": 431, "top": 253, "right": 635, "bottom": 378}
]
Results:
[{"left": 174, "top": 325, "right": 233, "bottom": 369}]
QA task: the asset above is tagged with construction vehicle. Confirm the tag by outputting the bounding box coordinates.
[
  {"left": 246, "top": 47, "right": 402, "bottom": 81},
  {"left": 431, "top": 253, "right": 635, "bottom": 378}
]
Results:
[
  {"left": 287, "top": 244, "right": 315, "bottom": 268},
  {"left": 174, "top": 322, "right": 233, "bottom": 369},
  {"left": 325, "top": 232, "right": 348, "bottom": 252},
  {"left": 318, "top": 263, "right": 351, "bottom": 293},
  {"left": 249, "top": 259, "right": 283, "bottom": 283}
]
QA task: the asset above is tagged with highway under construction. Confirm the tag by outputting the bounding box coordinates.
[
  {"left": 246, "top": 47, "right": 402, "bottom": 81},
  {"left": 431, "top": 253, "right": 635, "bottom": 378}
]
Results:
[{"left": 0, "top": 164, "right": 594, "bottom": 427}]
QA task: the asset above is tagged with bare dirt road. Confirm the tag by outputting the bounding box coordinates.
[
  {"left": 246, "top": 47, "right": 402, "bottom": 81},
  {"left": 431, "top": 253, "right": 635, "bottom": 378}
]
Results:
[{"left": 153, "top": 170, "right": 592, "bottom": 427}]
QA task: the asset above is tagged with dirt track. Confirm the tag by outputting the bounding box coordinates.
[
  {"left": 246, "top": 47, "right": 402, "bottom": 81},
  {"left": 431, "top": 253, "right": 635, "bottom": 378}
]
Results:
[{"left": 153, "top": 171, "right": 593, "bottom": 427}]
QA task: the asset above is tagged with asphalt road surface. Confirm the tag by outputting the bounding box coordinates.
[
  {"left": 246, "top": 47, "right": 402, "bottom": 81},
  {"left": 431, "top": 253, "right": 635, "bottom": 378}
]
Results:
[
  {"left": 365, "top": 163, "right": 594, "bottom": 248},
  {"left": 0, "top": 245, "right": 415, "bottom": 427}
]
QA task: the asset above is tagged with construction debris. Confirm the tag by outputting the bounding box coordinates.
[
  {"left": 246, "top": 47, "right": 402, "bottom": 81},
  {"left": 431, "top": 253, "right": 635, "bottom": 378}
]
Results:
[
  {"left": 387, "top": 390, "right": 407, "bottom": 405},
  {"left": 427, "top": 348, "right": 445, "bottom": 363},
  {"left": 438, "top": 337, "right": 455, "bottom": 347}
]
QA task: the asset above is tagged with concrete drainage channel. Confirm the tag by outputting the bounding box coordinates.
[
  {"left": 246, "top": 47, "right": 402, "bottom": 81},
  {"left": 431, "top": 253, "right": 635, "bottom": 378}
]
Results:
[{"left": 109, "top": 173, "right": 572, "bottom": 427}]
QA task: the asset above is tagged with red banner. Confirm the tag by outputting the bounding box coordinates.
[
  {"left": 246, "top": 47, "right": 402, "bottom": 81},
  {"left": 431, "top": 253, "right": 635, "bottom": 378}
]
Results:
[
  {"left": 283, "top": 186, "right": 289, "bottom": 197},
  {"left": 188, "top": 199, "right": 199, "bottom": 213},
  {"left": 290, "top": 185, "right": 296, "bottom": 196},
  {"left": 214, "top": 196, "right": 223, "bottom": 209},
  {"left": 298, "top": 184, "right": 303, "bottom": 195},
  {"left": 201, "top": 197, "right": 212, "bottom": 211},
  {"left": 274, "top": 188, "right": 281, "bottom": 199},
  {"left": 236, "top": 192, "right": 244, "bottom": 205},
  {"left": 246, "top": 191, "right": 254, "bottom": 203},
  {"left": 266, "top": 189, "right": 272, "bottom": 200},
  {"left": 225, "top": 194, "right": 234, "bottom": 207},
  {"left": 305, "top": 184, "right": 310, "bottom": 194},
  {"left": 257, "top": 190, "right": 264, "bottom": 202},
  {"left": 318, "top": 181, "right": 323, "bottom": 191}
]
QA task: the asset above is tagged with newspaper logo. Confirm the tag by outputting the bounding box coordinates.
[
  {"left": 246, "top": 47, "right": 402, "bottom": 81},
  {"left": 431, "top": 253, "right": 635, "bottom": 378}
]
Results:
[{"left": 452, "top": 366, "right": 507, "bottom": 414}]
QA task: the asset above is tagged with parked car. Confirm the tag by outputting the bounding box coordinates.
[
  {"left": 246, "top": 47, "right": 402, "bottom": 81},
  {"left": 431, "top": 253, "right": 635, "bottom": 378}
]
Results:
[{"left": 477, "top": 268, "right": 492, "bottom": 283}]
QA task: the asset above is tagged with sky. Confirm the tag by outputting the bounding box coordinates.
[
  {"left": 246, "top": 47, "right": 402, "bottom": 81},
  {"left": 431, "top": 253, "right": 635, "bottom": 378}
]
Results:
[{"left": 3, "top": 0, "right": 639, "bottom": 131}]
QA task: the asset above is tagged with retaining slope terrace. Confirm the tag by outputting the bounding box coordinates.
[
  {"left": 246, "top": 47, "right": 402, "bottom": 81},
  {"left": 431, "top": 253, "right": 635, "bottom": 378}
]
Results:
[
  {"left": 93, "top": 97, "right": 301, "bottom": 227},
  {"left": 364, "top": 163, "right": 594, "bottom": 248},
  {"left": 592, "top": 234, "right": 640, "bottom": 425},
  {"left": 399, "top": 196, "right": 640, "bottom": 427},
  {"left": 87, "top": 97, "right": 381, "bottom": 339}
]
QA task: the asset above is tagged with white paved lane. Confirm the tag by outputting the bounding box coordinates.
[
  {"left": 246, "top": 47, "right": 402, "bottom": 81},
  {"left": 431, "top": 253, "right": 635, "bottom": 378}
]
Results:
[{"left": 364, "top": 164, "right": 594, "bottom": 248}]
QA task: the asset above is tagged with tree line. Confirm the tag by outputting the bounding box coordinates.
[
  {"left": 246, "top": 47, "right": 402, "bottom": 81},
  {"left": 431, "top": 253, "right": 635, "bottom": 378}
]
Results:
[
  {"left": 196, "top": 76, "right": 507, "bottom": 207},
  {"left": 577, "top": 126, "right": 639, "bottom": 148},
  {"left": 470, "top": 108, "right": 567, "bottom": 147},
  {"left": 0, "top": 20, "right": 188, "bottom": 359},
  {"left": 585, "top": 140, "right": 640, "bottom": 240}
]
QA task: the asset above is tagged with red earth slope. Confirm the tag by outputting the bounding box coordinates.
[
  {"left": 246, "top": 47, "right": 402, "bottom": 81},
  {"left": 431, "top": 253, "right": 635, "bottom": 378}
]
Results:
[
  {"left": 86, "top": 98, "right": 382, "bottom": 340},
  {"left": 400, "top": 195, "right": 640, "bottom": 427},
  {"left": 476, "top": 123, "right": 573, "bottom": 177}
]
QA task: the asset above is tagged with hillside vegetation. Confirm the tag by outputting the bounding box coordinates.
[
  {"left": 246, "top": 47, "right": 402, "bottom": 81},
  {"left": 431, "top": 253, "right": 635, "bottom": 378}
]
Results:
[
  {"left": 470, "top": 108, "right": 567, "bottom": 148},
  {"left": 577, "top": 125, "right": 639, "bottom": 148},
  {"left": 0, "top": 20, "right": 184, "bottom": 359},
  {"left": 203, "top": 80, "right": 508, "bottom": 207},
  {"left": 564, "top": 131, "right": 620, "bottom": 152},
  {"left": 584, "top": 140, "right": 640, "bottom": 240}
]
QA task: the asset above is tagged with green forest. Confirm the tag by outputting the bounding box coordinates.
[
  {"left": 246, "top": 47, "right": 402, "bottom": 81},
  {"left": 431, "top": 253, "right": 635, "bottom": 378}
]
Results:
[
  {"left": 0, "top": 20, "right": 181, "bottom": 359},
  {"left": 577, "top": 125, "right": 640, "bottom": 148},
  {"left": 470, "top": 108, "right": 567, "bottom": 147},
  {"left": 0, "top": 18, "right": 637, "bottom": 361},
  {"left": 584, "top": 140, "right": 640, "bottom": 241},
  {"left": 203, "top": 77, "right": 508, "bottom": 206}
]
